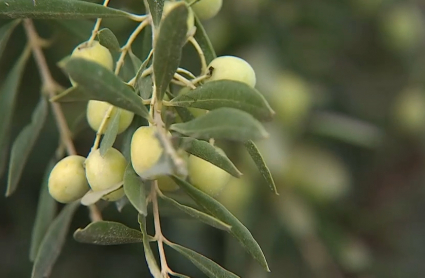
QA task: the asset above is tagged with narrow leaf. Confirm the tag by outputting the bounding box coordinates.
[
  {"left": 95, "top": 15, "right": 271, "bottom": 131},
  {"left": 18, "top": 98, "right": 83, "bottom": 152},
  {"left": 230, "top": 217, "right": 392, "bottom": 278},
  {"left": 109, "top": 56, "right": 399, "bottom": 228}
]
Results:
[
  {"left": 166, "top": 241, "right": 240, "bottom": 278},
  {"left": 159, "top": 192, "right": 231, "bottom": 231},
  {"left": 74, "top": 221, "right": 143, "bottom": 245},
  {"left": 81, "top": 182, "right": 123, "bottom": 206},
  {"left": 153, "top": 2, "right": 188, "bottom": 101},
  {"left": 99, "top": 109, "right": 120, "bottom": 157},
  {"left": 147, "top": 0, "right": 164, "bottom": 27},
  {"left": 57, "top": 58, "right": 150, "bottom": 119},
  {"left": 0, "top": 45, "right": 31, "bottom": 174},
  {"left": 54, "top": 19, "right": 93, "bottom": 40},
  {"left": 170, "top": 108, "right": 269, "bottom": 142},
  {"left": 170, "top": 80, "right": 275, "bottom": 121},
  {"left": 0, "top": 0, "right": 130, "bottom": 19},
  {"left": 29, "top": 160, "right": 57, "bottom": 262},
  {"left": 98, "top": 28, "right": 121, "bottom": 52},
  {"left": 0, "top": 19, "right": 21, "bottom": 58},
  {"left": 129, "top": 50, "right": 143, "bottom": 74},
  {"left": 174, "top": 106, "right": 195, "bottom": 122},
  {"left": 244, "top": 141, "right": 278, "bottom": 195},
  {"left": 31, "top": 201, "right": 80, "bottom": 278},
  {"left": 138, "top": 214, "right": 162, "bottom": 278},
  {"left": 6, "top": 97, "right": 48, "bottom": 196},
  {"left": 181, "top": 138, "right": 241, "bottom": 178},
  {"left": 193, "top": 15, "right": 216, "bottom": 64},
  {"left": 123, "top": 164, "right": 148, "bottom": 216},
  {"left": 172, "top": 176, "right": 270, "bottom": 271}
]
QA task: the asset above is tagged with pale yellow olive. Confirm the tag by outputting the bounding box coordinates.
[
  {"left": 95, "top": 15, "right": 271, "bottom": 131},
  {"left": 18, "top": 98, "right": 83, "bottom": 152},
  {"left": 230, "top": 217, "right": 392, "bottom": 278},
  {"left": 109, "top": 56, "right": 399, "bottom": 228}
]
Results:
[
  {"left": 48, "top": 155, "right": 90, "bottom": 203},
  {"left": 190, "top": 0, "right": 222, "bottom": 20},
  {"left": 85, "top": 148, "right": 127, "bottom": 192},
  {"left": 131, "top": 126, "right": 164, "bottom": 178},
  {"left": 157, "top": 175, "right": 180, "bottom": 192},
  {"left": 188, "top": 147, "right": 231, "bottom": 197},
  {"left": 86, "top": 100, "right": 134, "bottom": 134},
  {"left": 392, "top": 86, "right": 425, "bottom": 135},
  {"left": 102, "top": 187, "right": 125, "bottom": 202},
  {"left": 70, "top": 40, "right": 113, "bottom": 85},
  {"left": 206, "top": 56, "right": 256, "bottom": 88},
  {"left": 163, "top": 1, "right": 195, "bottom": 31}
]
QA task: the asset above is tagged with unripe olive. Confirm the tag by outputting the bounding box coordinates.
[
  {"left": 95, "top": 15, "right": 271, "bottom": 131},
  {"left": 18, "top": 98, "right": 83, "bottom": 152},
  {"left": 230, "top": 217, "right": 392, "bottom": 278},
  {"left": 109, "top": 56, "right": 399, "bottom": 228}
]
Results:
[
  {"left": 86, "top": 100, "right": 134, "bottom": 134},
  {"left": 48, "top": 155, "right": 90, "bottom": 203},
  {"left": 163, "top": 1, "right": 195, "bottom": 31},
  {"left": 85, "top": 148, "right": 127, "bottom": 192},
  {"left": 102, "top": 187, "right": 125, "bottom": 202},
  {"left": 190, "top": 0, "right": 222, "bottom": 20},
  {"left": 157, "top": 175, "right": 180, "bottom": 192},
  {"left": 131, "top": 126, "right": 164, "bottom": 178},
  {"left": 206, "top": 56, "right": 256, "bottom": 88},
  {"left": 188, "top": 147, "right": 231, "bottom": 197},
  {"left": 70, "top": 40, "right": 113, "bottom": 86},
  {"left": 392, "top": 86, "right": 425, "bottom": 135}
]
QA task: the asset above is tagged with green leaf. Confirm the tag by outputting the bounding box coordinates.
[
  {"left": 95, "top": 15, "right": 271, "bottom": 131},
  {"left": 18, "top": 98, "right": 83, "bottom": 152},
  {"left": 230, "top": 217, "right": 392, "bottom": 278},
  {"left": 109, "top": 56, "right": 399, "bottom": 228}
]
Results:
[
  {"left": 244, "top": 140, "right": 278, "bottom": 195},
  {"left": 193, "top": 15, "right": 216, "bottom": 64},
  {"left": 99, "top": 109, "right": 120, "bottom": 157},
  {"left": 170, "top": 108, "right": 269, "bottom": 142},
  {"left": 172, "top": 176, "right": 270, "bottom": 272},
  {"left": 138, "top": 214, "right": 162, "bottom": 278},
  {"left": 57, "top": 58, "right": 150, "bottom": 119},
  {"left": 29, "top": 160, "right": 57, "bottom": 262},
  {"left": 181, "top": 138, "right": 241, "bottom": 178},
  {"left": 6, "top": 97, "right": 48, "bottom": 197},
  {"left": 158, "top": 192, "right": 231, "bottom": 231},
  {"left": 0, "top": 0, "right": 130, "bottom": 19},
  {"left": 153, "top": 2, "right": 188, "bottom": 101},
  {"left": 170, "top": 80, "right": 275, "bottom": 121},
  {"left": 97, "top": 28, "right": 121, "bottom": 52},
  {"left": 134, "top": 52, "right": 153, "bottom": 100},
  {"left": 123, "top": 164, "right": 148, "bottom": 216},
  {"left": 31, "top": 201, "right": 80, "bottom": 278},
  {"left": 0, "top": 19, "right": 21, "bottom": 58},
  {"left": 74, "top": 221, "right": 143, "bottom": 245},
  {"left": 0, "top": 45, "right": 31, "bottom": 177},
  {"left": 81, "top": 182, "right": 123, "bottom": 206},
  {"left": 129, "top": 50, "right": 143, "bottom": 74},
  {"left": 166, "top": 241, "right": 240, "bottom": 278},
  {"left": 147, "top": 0, "right": 164, "bottom": 27},
  {"left": 174, "top": 106, "right": 195, "bottom": 122},
  {"left": 54, "top": 19, "right": 93, "bottom": 40}
]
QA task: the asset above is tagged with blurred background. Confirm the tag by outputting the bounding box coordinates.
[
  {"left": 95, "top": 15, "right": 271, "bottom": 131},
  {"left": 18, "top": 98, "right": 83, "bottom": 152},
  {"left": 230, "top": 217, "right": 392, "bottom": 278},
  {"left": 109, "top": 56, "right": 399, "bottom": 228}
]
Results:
[{"left": 2, "top": 0, "right": 425, "bottom": 277}]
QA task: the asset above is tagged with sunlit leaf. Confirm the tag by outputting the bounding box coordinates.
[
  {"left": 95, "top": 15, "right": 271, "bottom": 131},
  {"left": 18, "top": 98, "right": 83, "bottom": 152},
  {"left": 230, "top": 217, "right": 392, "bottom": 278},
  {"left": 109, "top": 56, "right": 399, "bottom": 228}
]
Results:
[
  {"left": 170, "top": 80, "right": 275, "bottom": 121},
  {"left": 138, "top": 214, "right": 162, "bottom": 278},
  {"left": 99, "top": 108, "right": 120, "bottom": 157},
  {"left": 123, "top": 164, "right": 148, "bottom": 216},
  {"left": 29, "top": 160, "right": 57, "bottom": 262},
  {"left": 244, "top": 140, "right": 278, "bottom": 195},
  {"left": 0, "top": 0, "right": 130, "bottom": 19},
  {"left": 6, "top": 97, "right": 48, "bottom": 196},
  {"left": 172, "top": 176, "right": 270, "bottom": 272},
  {"left": 166, "top": 241, "right": 240, "bottom": 278},
  {"left": 97, "top": 28, "right": 121, "bottom": 52},
  {"left": 0, "top": 19, "right": 21, "bottom": 58},
  {"left": 31, "top": 201, "right": 80, "bottom": 278},
  {"left": 57, "top": 58, "right": 150, "bottom": 119},
  {"left": 153, "top": 2, "right": 188, "bottom": 101},
  {"left": 193, "top": 15, "right": 216, "bottom": 64},
  {"left": 170, "top": 108, "right": 269, "bottom": 142},
  {"left": 54, "top": 19, "right": 93, "bottom": 40},
  {"left": 147, "top": 0, "right": 164, "bottom": 27},
  {"left": 74, "top": 221, "right": 143, "bottom": 245}
]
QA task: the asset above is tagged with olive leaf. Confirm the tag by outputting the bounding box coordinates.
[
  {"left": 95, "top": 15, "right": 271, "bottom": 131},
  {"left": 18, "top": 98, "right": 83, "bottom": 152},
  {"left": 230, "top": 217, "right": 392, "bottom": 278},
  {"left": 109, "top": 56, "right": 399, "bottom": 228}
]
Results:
[
  {"left": 138, "top": 214, "right": 162, "bottom": 278},
  {"left": 80, "top": 182, "right": 123, "bottom": 206},
  {"left": 0, "top": 19, "right": 21, "bottom": 58},
  {"left": 54, "top": 19, "right": 93, "bottom": 40},
  {"left": 97, "top": 28, "right": 121, "bottom": 52},
  {"left": 123, "top": 164, "right": 148, "bottom": 216},
  {"left": 74, "top": 221, "right": 143, "bottom": 245},
  {"left": 193, "top": 15, "right": 216, "bottom": 64},
  {"left": 99, "top": 109, "right": 121, "bottom": 157},
  {"left": 147, "top": 0, "right": 165, "bottom": 27}
]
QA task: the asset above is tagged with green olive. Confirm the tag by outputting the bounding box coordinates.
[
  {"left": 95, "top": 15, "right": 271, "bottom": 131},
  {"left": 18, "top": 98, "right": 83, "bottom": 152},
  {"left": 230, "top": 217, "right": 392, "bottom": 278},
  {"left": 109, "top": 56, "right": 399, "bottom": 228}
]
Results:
[
  {"left": 86, "top": 100, "right": 134, "bottom": 134},
  {"left": 206, "top": 56, "right": 256, "bottom": 88}
]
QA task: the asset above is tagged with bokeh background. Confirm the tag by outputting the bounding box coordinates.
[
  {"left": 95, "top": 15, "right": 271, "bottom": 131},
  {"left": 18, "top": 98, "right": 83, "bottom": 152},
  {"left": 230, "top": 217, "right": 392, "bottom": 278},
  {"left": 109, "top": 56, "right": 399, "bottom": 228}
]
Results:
[{"left": 2, "top": 0, "right": 425, "bottom": 277}]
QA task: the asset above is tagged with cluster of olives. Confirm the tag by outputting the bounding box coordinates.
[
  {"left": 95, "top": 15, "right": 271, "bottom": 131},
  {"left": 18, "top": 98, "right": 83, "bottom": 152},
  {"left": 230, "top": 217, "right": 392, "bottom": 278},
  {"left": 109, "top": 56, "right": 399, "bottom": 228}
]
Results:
[{"left": 48, "top": 1, "right": 258, "bottom": 203}]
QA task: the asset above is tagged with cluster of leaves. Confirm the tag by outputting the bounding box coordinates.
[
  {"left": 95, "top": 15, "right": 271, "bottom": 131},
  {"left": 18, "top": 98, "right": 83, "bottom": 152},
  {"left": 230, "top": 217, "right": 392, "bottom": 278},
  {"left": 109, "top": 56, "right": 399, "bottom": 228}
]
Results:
[{"left": 1, "top": 0, "right": 277, "bottom": 277}]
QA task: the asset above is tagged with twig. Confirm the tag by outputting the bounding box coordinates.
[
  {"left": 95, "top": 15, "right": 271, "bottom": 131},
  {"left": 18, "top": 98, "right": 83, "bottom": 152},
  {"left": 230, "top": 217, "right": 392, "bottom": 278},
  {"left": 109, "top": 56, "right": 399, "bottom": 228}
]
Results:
[
  {"left": 87, "top": 0, "right": 111, "bottom": 45},
  {"left": 189, "top": 37, "right": 207, "bottom": 74}
]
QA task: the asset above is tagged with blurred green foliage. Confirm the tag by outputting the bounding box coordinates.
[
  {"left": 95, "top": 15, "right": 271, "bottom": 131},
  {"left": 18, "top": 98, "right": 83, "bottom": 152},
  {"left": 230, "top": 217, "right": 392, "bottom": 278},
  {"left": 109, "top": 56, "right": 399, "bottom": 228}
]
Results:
[{"left": 2, "top": 0, "right": 425, "bottom": 277}]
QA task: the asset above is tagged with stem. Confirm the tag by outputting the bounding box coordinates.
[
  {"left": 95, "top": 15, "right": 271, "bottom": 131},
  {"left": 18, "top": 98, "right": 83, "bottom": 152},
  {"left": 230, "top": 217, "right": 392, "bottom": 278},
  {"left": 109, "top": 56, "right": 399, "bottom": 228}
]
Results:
[
  {"left": 174, "top": 73, "right": 196, "bottom": 89},
  {"left": 92, "top": 105, "right": 115, "bottom": 150},
  {"left": 23, "top": 19, "right": 102, "bottom": 223},
  {"left": 189, "top": 37, "right": 208, "bottom": 74},
  {"left": 87, "top": 0, "right": 111, "bottom": 45}
]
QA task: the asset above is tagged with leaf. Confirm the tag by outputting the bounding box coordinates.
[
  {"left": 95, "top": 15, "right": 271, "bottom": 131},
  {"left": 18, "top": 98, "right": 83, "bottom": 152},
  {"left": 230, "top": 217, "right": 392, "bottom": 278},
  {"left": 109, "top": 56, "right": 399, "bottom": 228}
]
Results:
[
  {"left": 158, "top": 192, "right": 231, "bottom": 231},
  {"left": 181, "top": 138, "right": 241, "bottom": 178},
  {"left": 138, "top": 214, "right": 162, "bottom": 278},
  {"left": 193, "top": 15, "right": 216, "bottom": 64},
  {"left": 129, "top": 50, "right": 143, "bottom": 74},
  {"left": 80, "top": 182, "right": 123, "bottom": 206},
  {"left": 244, "top": 140, "right": 278, "bottom": 195},
  {"left": 174, "top": 106, "right": 195, "bottom": 122},
  {"left": 170, "top": 80, "right": 275, "bottom": 121},
  {"left": 29, "top": 160, "right": 57, "bottom": 262},
  {"left": 0, "top": 0, "right": 130, "bottom": 19},
  {"left": 123, "top": 164, "right": 148, "bottom": 216},
  {"left": 172, "top": 176, "right": 270, "bottom": 272},
  {"left": 6, "top": 97, "right": 48, "bottom": 196},
  {"left": 54, "top": 19, "right": 93, "bottom": 40},
  {"left": 97, "top": 28, "right": 121, "bottom": 52},
  {"left": 153, "top": 2, "right": 188, "bottom": 101},
  {"left": 57, "top": 58, "right": 150, "bottom": 119},
  {"left": 166, "top": 241, "right": 240, "bottom": 278},
  {"left": 74, "top": 221, "right": 143, "bottom": 245},
  {"left": 31, "top": 201, "right": 80, "bottom": 278},
  {"left": 99, "top": 108, "right": 120, "bottom": 157},
  {"left": 0, "top": 19, "right": 21, "bottom": 58},
  {"left": 134, "top": 52, "right": 153, "bottom": 99},
  {"left": 170, "top": 108, "right": 269, "bottom": 142},
  {"left": 0, "top": 45, "right": 31, "bottom": 176},
  {"left": 147, "top": 0, "right": 164, "bottom": 27}
]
